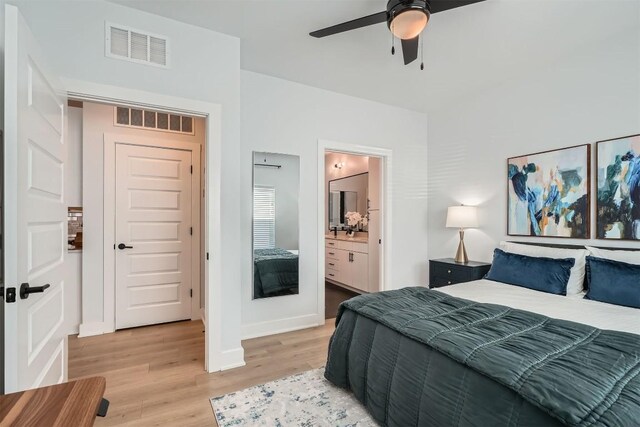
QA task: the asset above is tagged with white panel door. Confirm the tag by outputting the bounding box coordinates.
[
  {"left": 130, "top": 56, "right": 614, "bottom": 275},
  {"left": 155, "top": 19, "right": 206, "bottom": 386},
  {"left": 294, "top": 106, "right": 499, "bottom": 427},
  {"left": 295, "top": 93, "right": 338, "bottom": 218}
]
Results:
[
  {"left": 3, "top": 5, "right": 68, "bottom": 392},
  {"left": 115, "top": 144, "right": 192, "bottom": 329}
]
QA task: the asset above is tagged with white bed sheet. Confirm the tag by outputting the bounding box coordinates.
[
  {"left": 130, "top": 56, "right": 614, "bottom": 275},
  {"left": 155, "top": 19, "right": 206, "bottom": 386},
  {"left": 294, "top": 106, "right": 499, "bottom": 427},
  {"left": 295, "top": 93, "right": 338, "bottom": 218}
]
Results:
[{"left": 437, "top": 279, "right": 640, "bottom": 335}]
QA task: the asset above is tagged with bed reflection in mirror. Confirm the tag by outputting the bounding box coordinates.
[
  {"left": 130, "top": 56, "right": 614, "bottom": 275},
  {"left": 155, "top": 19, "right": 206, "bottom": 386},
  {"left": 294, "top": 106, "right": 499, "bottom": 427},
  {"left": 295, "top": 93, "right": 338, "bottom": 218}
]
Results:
[{"left": 252, "top": 152, "right": 300, "bottom": 299}]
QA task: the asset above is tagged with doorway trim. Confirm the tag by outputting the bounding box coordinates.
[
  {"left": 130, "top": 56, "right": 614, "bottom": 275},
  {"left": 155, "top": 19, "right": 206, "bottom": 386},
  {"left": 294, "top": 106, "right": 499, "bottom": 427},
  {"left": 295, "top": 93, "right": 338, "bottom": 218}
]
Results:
[
  {"left": 103, "top": 133, "right": 202, "bottom": 331},
  {"left": 317, "top": 139, "right": 393, "bottom": 324},
  {"left": 65, "top": 78, "right": 234, "bottom": 372}
]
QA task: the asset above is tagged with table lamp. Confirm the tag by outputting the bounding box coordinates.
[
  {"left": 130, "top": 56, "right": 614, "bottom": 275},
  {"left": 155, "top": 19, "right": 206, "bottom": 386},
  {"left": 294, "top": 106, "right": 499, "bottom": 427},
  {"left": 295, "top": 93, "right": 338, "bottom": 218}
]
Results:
[{"left": 446, "top": 205, "right": 478, "bottom": 264}]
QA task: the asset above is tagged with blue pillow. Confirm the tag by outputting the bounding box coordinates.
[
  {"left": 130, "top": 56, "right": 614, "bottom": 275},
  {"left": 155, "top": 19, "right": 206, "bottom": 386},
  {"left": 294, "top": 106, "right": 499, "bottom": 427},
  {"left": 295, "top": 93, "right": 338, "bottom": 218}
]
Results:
[
  {"left": 585, "top": 256, "right": 640, "bottom": 309},
  {"left": 485, "top": 248, "right": 574, "bottom": 295}
]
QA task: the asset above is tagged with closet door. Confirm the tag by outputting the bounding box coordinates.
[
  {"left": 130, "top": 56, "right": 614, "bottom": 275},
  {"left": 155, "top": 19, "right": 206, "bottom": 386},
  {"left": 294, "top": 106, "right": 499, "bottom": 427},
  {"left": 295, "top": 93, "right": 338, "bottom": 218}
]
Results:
[{"left": 114, "top": 143, "right": 193, "bottom": 329}]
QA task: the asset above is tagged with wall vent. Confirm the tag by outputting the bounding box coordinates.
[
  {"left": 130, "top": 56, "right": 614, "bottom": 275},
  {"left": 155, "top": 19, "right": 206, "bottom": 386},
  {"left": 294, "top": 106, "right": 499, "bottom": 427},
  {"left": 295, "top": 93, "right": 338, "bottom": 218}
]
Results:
[
  {"left": 113, "top": 106, "right": 195, "bottom": 135},
  {"left": 105, "top": 23, "right": 169, "bottom": 68}
]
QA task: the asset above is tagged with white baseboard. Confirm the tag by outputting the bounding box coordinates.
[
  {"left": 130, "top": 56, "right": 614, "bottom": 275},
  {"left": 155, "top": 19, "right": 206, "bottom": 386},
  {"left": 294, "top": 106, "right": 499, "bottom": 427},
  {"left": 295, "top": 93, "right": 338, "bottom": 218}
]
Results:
[
  {"left": 78, "top": 321, "right": 106, "bottom": 337},
  {"left": 241, "top": 313, "right": 322, "bottom": 340},
  {"left": 219, "top": 347, "right": 246, "bottom": 371}
]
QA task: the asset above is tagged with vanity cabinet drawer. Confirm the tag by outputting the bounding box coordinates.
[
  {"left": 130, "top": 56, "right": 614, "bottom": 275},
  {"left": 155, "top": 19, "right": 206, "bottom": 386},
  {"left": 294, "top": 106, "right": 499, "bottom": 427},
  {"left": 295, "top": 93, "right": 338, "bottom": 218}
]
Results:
[
  {"left": 325, "top": 247, "right": 347, "bottom": 262},
  {"left": 325, "top": 258, "right": 341, "bottom": 271},
  {"left": 325, "top": 239, "right": 352, "bottom": 251},
  {"left": 325, "top": 270, "right": 342, "bottom": 282},
  {"left": 326, "top": 239, "right": 368, "bottom": 253},
  {"left": 326, "top": 267, "right": 347, "bottom": 284}
]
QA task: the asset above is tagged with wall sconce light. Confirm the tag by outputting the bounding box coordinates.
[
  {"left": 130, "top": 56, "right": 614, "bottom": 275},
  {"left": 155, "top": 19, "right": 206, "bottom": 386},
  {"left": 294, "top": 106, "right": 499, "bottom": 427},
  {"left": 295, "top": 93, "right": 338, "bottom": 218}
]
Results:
[{"left": 334, "top": 162, "right": 345, "bottom": 169}]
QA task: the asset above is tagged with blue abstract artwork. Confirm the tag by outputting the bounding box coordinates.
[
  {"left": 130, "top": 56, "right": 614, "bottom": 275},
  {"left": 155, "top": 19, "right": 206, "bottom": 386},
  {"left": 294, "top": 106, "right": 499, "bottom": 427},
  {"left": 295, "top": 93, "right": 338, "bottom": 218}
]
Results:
[
  {"left": 596, "top": 134, "right": 640, "bottom": 240},
  {"left": 508, "top": 145, "right": 590, "bottom": 238}
]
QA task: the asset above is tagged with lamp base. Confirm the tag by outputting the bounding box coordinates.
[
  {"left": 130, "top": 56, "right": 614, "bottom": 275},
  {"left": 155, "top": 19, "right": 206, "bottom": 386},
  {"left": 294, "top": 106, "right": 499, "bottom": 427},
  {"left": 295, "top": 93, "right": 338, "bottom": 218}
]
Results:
[{"left": 454, "top": 229, "right": 468, "bottom": 264}]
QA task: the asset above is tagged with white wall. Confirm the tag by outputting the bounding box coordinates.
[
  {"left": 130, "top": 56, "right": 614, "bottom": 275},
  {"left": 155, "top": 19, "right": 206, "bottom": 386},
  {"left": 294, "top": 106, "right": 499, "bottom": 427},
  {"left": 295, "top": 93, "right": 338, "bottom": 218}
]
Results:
[
  {"left": 81, "top": 101, "right": 204, "bottom": 332},
  {"left": 253, "top": 152, "right": 300, "bottom": 251},
  {"left": 240, "top": 71, "right": 428, "bottom": 337},
  {"left": 427, "top": 27, "right": 640, "bottom": 265},
  {"left": 0, "top": 0, "right": 244, "bottom": 363}
]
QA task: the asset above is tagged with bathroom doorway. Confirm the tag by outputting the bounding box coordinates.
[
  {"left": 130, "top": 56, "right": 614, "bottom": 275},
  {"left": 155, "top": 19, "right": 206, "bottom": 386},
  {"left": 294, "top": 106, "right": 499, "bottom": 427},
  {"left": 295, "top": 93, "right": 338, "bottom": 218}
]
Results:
[{"left": 320, "top": 143, "right": 391, "bottom": 320}]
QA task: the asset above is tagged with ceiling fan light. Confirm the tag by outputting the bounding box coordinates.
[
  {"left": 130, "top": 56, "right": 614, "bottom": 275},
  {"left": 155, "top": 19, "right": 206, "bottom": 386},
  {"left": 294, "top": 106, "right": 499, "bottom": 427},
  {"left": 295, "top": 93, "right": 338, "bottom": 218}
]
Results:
[{"left": 390, "top": 9, "right": 428, "bottom": 40}]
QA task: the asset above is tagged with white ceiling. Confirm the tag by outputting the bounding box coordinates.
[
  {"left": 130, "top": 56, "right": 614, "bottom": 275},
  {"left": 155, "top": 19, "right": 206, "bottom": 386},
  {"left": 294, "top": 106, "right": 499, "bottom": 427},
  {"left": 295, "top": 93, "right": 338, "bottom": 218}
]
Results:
[{"left": 109, "top": 0, "right": 640, "bottom": 113}]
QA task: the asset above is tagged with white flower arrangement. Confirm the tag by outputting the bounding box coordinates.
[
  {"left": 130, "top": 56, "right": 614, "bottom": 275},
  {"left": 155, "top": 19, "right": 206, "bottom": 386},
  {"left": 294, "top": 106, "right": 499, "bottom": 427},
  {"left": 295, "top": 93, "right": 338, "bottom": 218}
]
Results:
[{"left": 345, "top": 211, "right": 369, "bottom": 228}]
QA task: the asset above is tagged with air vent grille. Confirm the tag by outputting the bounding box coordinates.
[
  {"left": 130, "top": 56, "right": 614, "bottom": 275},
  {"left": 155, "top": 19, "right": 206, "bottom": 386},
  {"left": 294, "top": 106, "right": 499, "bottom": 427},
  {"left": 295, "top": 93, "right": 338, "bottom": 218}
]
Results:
[
  {"left": 110, "top": 27, "right": 129, "bottom": 57},
  {"left": 149, "top": 36, "right": 167, "bottom": 66},
  {"left": 114, "top": 106, "right": 195, "bottom": 135},
  {"left": 106, "top": 23, "right": 168, "bottom": 67}
]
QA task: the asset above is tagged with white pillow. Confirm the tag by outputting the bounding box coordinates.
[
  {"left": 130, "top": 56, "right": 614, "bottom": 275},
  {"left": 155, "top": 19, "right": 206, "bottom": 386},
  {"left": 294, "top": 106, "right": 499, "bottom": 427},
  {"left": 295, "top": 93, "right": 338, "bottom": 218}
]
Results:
[
  {"left": 586, "top": 246, "right": 640, "bottom": 265},
  {"left": 499, "top": 241, "right": 588, "bottom": 295}
]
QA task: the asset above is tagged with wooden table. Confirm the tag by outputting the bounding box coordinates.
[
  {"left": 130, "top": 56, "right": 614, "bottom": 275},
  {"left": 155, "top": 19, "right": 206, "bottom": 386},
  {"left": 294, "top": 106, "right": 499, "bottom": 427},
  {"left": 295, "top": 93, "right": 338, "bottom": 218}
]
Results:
[{"left": 0, "top": 377, "right": 107, "bottom": 427}]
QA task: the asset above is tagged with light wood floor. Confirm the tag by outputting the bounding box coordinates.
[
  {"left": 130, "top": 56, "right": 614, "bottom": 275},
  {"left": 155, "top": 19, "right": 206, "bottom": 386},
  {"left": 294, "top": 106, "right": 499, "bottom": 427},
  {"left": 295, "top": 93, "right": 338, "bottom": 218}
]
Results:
[{"left": 68, "top": 320, "right": 335, "bottom": 426}]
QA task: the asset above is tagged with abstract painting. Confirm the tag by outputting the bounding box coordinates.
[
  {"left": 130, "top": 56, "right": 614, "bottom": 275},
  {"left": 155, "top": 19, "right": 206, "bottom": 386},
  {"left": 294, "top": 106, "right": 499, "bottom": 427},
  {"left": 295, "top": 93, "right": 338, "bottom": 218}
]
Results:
[
  {"left": 596, "top": 134, "right": 640, "bottom": 240},
  {"left": 508, "top": 145, "right": 590, "bottom": 238}
]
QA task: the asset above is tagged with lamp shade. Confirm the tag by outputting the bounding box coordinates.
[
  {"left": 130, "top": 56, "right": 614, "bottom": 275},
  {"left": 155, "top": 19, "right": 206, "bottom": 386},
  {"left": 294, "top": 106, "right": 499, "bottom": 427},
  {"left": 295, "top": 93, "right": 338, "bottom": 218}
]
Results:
[
  {"left": 446, "top": 205, "right": 478, "bottom": 229},
  {"left": 390, "top": 9, "right": 429, "bottom": 40}
]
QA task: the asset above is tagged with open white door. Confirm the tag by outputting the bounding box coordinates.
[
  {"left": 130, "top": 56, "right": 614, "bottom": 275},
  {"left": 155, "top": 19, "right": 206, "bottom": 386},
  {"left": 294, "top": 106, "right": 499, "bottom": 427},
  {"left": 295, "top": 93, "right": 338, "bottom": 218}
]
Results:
[{"left": 3, "top": 5, "right": 68, "bottom": 392}]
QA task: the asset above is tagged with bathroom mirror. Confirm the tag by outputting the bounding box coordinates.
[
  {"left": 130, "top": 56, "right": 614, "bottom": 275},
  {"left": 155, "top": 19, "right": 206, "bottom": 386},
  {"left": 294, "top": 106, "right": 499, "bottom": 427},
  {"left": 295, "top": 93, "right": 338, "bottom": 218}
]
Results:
[
  {"left": 328, "top": 173, "right": 368, "bottom": 230},
  {"left": 252, "top": 152, "right": 300, "bottom": 299}
]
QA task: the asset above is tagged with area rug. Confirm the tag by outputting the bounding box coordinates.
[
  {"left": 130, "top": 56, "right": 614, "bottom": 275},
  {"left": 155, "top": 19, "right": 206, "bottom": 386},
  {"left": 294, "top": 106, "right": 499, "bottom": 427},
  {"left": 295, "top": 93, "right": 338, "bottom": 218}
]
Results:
[{"left": 210, "top": 368, "right": 377, "bottom": 426}]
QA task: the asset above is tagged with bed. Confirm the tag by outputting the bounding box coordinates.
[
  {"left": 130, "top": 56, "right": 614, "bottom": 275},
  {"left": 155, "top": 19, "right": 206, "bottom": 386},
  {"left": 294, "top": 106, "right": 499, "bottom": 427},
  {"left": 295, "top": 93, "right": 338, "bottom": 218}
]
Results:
[
  {"left": 324, "top": 244, "right": 640, "bottom": 427},
  {"left": 253, "top": 248, "right": 299, "bottom": 298}
]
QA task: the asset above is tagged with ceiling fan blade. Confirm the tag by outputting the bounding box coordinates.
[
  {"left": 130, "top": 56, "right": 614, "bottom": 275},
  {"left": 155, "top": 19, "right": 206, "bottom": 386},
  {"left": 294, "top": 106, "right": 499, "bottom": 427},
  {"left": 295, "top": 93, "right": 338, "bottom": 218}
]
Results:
[
  {"left": 429, "top": 0, "right": 486, "bottom": 14},
  {"left": 310, "top": 11, "right": 387, "bottom": 38},
  {"left": 401, "top": 36, "right": 419, "bottom": 65}
]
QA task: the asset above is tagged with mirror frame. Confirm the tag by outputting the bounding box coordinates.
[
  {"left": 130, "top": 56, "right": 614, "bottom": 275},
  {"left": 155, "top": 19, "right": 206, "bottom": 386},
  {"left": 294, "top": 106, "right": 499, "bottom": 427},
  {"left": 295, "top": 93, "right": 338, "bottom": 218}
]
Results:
[{"left": 251, "top": 151, "right": 301, "bottom": 300}]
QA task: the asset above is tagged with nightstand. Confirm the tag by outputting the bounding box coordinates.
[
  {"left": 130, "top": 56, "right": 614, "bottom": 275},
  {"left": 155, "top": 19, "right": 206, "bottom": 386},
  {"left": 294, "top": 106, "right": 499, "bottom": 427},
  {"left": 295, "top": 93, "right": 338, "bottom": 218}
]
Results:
[{"left": 429, "top": 258, "right": 491, "bottom": 288}]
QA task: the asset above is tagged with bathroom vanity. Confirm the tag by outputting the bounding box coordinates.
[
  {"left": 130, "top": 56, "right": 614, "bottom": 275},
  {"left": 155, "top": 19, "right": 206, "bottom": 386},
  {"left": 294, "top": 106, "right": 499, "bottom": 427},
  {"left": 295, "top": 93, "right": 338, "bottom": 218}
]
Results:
[{"left": 325, "top": 234, "right": 370, "bottom": 293}]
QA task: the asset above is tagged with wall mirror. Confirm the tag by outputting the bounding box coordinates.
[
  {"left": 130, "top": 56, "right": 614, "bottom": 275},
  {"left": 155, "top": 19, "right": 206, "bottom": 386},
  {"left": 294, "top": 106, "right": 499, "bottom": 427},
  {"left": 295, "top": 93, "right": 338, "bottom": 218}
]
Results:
[
  {"left": 328, "top": 173, "right": 368, "bottom": 230},
  {"left": 252, "top": 152, "right": 300, "bottom": 299}
]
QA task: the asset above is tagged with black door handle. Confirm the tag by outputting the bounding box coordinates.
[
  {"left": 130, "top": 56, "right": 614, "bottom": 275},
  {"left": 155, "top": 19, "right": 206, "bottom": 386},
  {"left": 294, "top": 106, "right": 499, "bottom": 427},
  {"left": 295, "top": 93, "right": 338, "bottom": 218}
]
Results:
[
  {"left": 118, "top": 243, "right": 133, "bottom": 250},
  {"left": 20, "top": 283, "right": 50, "bottom": 299}
]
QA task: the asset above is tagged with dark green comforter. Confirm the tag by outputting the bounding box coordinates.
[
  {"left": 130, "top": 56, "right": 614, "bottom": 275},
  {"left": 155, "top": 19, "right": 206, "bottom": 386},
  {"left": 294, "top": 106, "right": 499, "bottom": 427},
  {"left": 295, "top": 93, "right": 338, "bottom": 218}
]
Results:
[
  {"left": 253, "top": 248, "right": 298, "bottom": 298},
  {"left": 325, "top": 287, "right": 640, "bottom": 426}
]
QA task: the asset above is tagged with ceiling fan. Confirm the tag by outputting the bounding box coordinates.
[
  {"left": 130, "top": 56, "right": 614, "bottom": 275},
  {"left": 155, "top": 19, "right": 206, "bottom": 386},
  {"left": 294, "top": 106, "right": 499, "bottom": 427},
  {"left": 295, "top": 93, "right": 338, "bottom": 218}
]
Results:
[{"left": 310, "top": 0, "right": 486, "bottom": 66}]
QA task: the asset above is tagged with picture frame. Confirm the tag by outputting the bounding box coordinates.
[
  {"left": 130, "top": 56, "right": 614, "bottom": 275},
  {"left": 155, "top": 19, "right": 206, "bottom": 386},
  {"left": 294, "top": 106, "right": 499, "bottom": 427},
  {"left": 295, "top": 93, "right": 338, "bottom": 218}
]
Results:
[
  {"left": 595, "top": 134, "right": 640, "bottom": 240},
  {"left": 507, "top": 144, "right": 591, "bottom": 238}
]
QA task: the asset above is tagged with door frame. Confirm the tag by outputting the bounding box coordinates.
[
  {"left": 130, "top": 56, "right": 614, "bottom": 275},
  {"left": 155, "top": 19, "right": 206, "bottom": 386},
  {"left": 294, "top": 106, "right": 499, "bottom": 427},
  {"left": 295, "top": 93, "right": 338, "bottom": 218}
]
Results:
[
  {"left": 316, "top": 139, "right": 393, "bottom": 324},
  {"left": 104, "top": 133, "right": 202, "bottom": 331},
  {"left": 0, "top": 130, "right": 4, "bottom": 394},
  {"left": 65, "top": 79, "right": 227, "bottom": 372}
]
